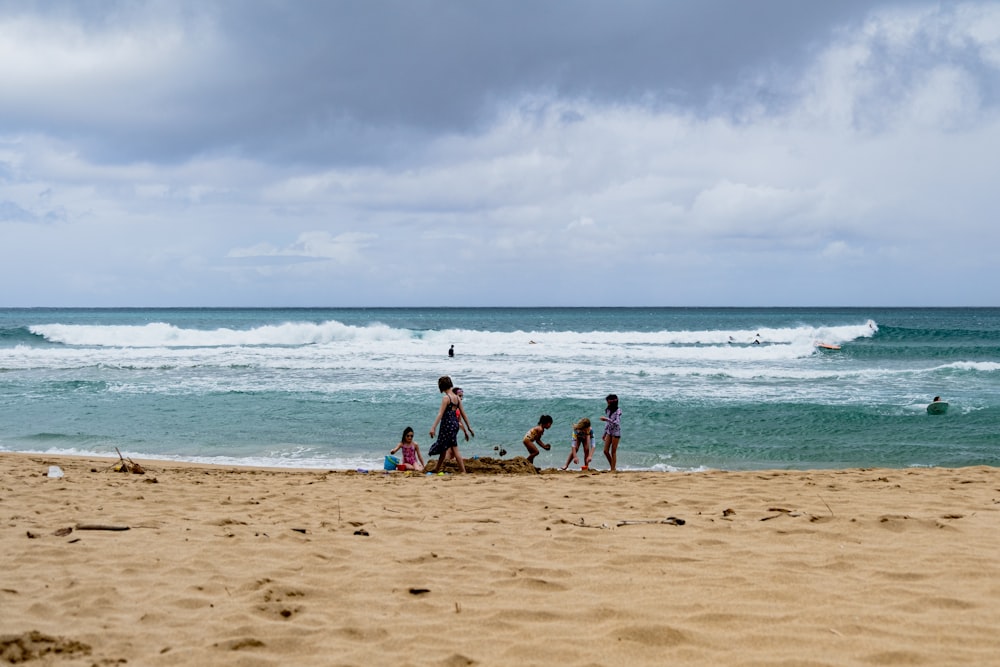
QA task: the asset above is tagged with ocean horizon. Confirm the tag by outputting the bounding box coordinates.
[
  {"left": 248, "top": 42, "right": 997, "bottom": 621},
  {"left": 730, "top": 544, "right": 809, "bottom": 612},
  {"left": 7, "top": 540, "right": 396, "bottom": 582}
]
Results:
[{"left": 2, "top": 306, "right": 998, "bottom": 472}]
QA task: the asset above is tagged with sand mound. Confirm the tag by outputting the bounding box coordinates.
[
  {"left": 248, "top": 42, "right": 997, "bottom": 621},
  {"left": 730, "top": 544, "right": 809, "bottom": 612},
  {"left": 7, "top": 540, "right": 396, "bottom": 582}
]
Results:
[{"left": 444, "top": 455, "right": 539, "bottom": 474}]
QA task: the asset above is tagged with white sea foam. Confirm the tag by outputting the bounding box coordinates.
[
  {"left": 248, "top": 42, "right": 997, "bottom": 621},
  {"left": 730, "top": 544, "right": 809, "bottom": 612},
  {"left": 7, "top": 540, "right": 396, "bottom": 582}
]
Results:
[
  {"left": 0, "top": 317, "right": 904, "bottom": 402},
  {"left": 28, "top": 319, "right": 876, "bottom": 349},
  {"left": 29, "top": 320, "right": 411, "bottom": 348},
  {"left": 2, "top": 315, "right": 906, "bottom": 403},
  {"left": 945, "top": 361, "right": 1000, "bottom": 372}
]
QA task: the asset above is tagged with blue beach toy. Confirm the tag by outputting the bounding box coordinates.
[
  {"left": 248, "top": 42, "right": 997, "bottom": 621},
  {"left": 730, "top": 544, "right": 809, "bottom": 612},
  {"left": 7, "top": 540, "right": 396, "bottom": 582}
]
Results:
[{"left": 384, "top": 455, "right": 400, "bottom": 470}]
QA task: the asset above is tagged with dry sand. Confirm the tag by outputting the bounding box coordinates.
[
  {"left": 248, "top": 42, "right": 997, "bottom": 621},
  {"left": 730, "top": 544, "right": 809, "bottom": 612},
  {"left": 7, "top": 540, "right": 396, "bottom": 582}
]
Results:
[{"left": 2, "top": 452, "right": 999, "bottom": 666}]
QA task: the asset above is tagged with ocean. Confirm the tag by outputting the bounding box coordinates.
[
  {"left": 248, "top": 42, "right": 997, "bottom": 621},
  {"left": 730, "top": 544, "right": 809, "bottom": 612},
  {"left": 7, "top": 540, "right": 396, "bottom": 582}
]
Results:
[{"left": 1, "top": 307, "right": 998, "bottom": 471}]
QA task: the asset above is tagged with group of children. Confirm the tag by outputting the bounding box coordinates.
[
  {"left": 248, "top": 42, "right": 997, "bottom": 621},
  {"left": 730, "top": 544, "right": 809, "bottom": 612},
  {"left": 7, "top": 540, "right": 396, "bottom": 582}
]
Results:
[
  {"left": 521, "top": 394, "right": 621, "bottom": 471},
  {"left": 389, "top": 385, "right": 623, "bottom": 473}
]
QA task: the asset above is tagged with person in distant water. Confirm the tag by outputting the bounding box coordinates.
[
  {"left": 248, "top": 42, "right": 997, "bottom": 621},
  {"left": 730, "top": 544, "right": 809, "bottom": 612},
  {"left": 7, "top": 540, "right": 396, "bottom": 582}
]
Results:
[
  {"left": 562, "top": 418, "right": 594, "bottom": 470},
  {"left": 389, "top": 427, "right": 424, "bottom": 472},
  {"left": 522, "top": 415, "right": 553, "bottom": 465},
  {"left": 429, "top": 375, "right": 467, "bottom": 473},
  {"left": 932, "top": 396, "right": 943, "bottom": 402},
  {"left": 600, "top": 394, "right": 622, "bottom": 471},
  {"left": 448, "top": 345, "right": 454, "bottom": 357}
]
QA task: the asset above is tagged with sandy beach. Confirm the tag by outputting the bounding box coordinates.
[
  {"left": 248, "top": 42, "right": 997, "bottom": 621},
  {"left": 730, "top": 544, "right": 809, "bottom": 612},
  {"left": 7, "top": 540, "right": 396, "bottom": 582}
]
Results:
[{"left": 2, "top": 453, "right": 999, "bottom": 666}]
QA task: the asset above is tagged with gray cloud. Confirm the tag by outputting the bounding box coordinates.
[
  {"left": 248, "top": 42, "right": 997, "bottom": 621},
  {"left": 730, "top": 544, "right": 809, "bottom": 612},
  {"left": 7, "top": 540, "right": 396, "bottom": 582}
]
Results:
[{"left": 2, "top": 0, "right": 890, "bottom": 166}]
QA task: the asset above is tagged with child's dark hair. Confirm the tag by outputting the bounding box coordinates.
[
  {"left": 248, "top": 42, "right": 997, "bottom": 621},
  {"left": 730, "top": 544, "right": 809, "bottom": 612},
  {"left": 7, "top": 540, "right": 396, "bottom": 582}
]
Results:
[
  {"left": 401, "top": 426, "right": 414, "bottom": 441},
  {"left": 538, "top": 415, "right": 553, "bottom": 426},
  {"left": 438, "top": 376, "right": 454, "bottom": 392},
  {"left": 605, "top": 394, "right": 619, "bottom": 413}
]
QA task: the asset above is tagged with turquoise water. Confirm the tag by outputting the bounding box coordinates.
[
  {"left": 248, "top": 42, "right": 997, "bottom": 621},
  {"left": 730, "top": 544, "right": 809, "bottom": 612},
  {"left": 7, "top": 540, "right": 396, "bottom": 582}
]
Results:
[{"left": 1, "top": 307, "right": 998, "bottom": 471}]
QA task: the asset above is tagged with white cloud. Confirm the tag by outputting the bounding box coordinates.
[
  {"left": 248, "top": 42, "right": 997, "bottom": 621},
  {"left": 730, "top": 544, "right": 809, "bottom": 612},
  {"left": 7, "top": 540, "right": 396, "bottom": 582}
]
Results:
[
  {"left": 0, "top": 9, "right": 220, "bottom": 125},
  {"left": 902, "top": 66, "right": 981, "bottom": 130},
  {"left": 820, "top": 240, "right": 866, "bottom": 260},
  {"left": 227, "top": 231, "right": 377, "bottom": 264},
  {"left": 689, "top": 181, "right": 821, "bottom": 236}
]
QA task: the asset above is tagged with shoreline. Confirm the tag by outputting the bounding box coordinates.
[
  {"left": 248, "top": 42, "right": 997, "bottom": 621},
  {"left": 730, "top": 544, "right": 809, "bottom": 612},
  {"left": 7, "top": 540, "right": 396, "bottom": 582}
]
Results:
[
  {"left": 0, "top": 448, "right": 717, "bottom": 474},
  {"left": 3, "top": 452, "right": 999, "bottom": 665},
  {"left": 0, "top": 447, "right": 971, "bottom": 474}
]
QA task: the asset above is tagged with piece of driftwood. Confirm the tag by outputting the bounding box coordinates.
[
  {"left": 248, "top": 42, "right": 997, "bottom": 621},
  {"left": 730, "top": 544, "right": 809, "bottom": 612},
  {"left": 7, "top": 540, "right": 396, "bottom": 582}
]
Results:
[
  {"left": 617, "top": 517, "right": 686, "bottom": 526},
  {"left": 559, "top": 518, "right": 611, "bottom": 529},
  {"left": 561, "top": 516, "right": 687, "bottom": 529},
  {"left": 75, "top": 524, "right": 130, "bottom": 531},
  {"left": 109, "top": 447, "right": 145, "bottom": 474}
]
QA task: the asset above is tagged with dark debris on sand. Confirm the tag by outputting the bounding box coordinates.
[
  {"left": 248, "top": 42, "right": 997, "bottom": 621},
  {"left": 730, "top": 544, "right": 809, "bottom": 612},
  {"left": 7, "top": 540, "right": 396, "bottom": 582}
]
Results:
[{"left": 0, "top": 631, "right": 92, "bottom": 663}]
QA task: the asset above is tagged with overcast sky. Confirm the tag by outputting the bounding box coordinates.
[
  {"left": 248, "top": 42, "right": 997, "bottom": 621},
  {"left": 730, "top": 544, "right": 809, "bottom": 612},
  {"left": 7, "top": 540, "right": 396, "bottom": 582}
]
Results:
[{"left": 2, "top": 1, "right": 998, "bottom": 307}]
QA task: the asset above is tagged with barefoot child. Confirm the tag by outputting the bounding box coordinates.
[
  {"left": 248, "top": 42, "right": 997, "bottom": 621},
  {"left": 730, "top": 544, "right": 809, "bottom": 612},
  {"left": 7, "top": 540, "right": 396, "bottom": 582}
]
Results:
[
  {"left": 389, "top": 427, "right": 425, "bottom": 472},
  {"left": 561, "top": 418, "right": 594, "bottom": 470},
  {"left": 600, "top": 394, "right": 622, "bottom": 471},
  {"left": 523, "top": 415, "right": 553, "bottom": 464},
  {"left": 429, "top": 376, "right": 468, "bottom": 473}
]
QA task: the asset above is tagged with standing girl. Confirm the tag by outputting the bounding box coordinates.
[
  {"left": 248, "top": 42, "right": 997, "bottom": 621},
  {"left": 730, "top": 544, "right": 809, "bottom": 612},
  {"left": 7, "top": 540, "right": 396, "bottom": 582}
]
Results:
[
  {"left": 522, "top": 415, "right": 553, "bottom": 465},
  {"left": 600, "top": 394, "right": 621, "bottom": 471},
  {"left": 429, "top": 376, "right": 468, "bottom": 473},
  {"left": 389, "top": 427, "right": 425, "bottom": 472}
]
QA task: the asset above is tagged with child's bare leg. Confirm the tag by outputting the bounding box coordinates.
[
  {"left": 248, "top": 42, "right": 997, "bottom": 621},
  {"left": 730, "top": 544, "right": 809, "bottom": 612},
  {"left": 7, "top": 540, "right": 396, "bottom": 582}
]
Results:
[
  {"left": 562, "top": 445, "right": 576, "bottom": 470},
  {"left": 524, "top": 441, "right": 539, "bottom": 463},
  {"left": 603, "top": 434, "right": 613, "bottom": 470},
  {"left": 607, "top": 436, "right": 620, "bottom": 471},
  {"left": 451, "top": 447, "right": 466, "bottom": 473}
]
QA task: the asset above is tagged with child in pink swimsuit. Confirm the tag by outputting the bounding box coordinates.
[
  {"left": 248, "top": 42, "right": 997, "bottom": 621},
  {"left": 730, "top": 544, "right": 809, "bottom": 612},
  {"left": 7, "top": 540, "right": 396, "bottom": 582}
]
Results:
[{"left": 390, "top": 427, "right": 425, "bottom": 471}]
